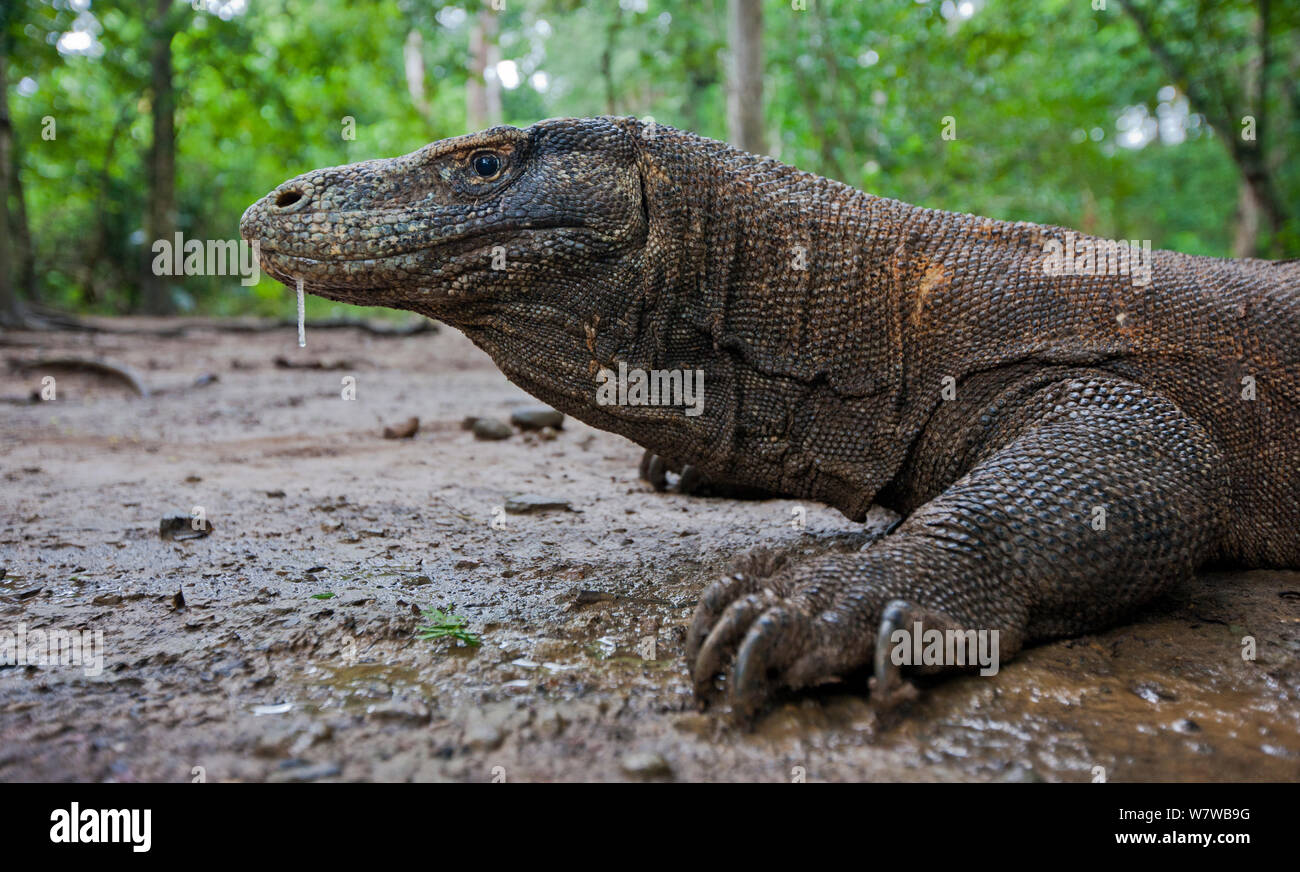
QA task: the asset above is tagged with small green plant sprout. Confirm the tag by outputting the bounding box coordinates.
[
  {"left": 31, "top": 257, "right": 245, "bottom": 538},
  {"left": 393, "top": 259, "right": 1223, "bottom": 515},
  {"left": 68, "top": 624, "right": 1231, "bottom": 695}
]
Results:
[{"left": 416, "top": 605, "right": 481, "bottom": 647}]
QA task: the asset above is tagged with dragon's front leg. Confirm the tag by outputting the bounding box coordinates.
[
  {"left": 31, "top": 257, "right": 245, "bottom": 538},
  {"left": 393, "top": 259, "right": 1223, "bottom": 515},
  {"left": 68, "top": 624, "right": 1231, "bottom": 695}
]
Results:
[{"left": 686, "top": 376, "right": 1226, "bottom": 714}]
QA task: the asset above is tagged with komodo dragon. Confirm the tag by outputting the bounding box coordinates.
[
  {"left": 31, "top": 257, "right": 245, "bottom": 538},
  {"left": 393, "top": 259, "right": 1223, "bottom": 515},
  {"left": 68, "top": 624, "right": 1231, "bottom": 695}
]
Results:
[{"left": 241, "top": 117, "right": 1300, "bottom": 714}]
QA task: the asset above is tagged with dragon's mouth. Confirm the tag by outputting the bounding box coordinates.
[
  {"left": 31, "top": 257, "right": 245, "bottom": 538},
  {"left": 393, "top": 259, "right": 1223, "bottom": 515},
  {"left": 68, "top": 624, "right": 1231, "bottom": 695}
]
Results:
[
  {"left": 252, "top": 221, "right": 578, "bottom": 274},
  {"left": 252, "top": 221, "right": 604, "bottom": 292},
  {"left": 258, "top": 247, "right": 418, "bottom": 264},
  {"left": 256, "top": 249, "right": 406, "bottom": 293},
  {"left": 250, "top": 213, "right": 578, "bottom": 262}
]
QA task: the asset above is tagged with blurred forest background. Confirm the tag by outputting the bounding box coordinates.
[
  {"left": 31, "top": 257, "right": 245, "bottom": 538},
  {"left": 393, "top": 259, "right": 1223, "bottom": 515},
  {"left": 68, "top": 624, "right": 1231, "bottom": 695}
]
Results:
[{"left": 0, "top": 0, "right": 1296, "bottom": 325}]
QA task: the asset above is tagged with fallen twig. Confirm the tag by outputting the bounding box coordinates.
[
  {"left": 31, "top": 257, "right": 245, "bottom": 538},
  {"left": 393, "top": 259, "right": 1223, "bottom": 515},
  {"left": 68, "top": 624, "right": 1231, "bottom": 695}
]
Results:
[{"left": 13, "top": 356, "right": 149, "bottom": 397}]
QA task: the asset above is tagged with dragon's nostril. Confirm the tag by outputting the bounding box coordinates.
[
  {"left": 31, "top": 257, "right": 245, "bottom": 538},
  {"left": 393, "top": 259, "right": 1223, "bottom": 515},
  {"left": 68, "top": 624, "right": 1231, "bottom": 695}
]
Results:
[{"left": 275, "top": 189, "right": 304, "bottom": 208}]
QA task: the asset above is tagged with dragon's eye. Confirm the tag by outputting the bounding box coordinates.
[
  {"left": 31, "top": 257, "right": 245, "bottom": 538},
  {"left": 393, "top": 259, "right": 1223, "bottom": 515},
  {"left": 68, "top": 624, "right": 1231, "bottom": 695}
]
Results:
[{"left": 471, "top": 152, "right": 501, "bottom": 178}]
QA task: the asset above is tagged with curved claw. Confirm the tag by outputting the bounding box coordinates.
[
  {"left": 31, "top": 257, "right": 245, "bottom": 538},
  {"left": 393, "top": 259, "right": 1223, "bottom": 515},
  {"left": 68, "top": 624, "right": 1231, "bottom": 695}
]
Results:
[
  {"left": 691, "top": 592, "right": 773, "bottom": 694},
  {"left": 873, "top": 600, "right": 910, "bottom": 697},
  {"left": 639, "top": 450, "right": 668, "bottom": 491},
  {"left": 868, "top": 599, "right": 924, "bottom": 709},
  {"left": 731, "top": 607, "right": 800, "bottom": 715},
  {"left": 685, "top": 573, "right": 758, "bottom": 664}
]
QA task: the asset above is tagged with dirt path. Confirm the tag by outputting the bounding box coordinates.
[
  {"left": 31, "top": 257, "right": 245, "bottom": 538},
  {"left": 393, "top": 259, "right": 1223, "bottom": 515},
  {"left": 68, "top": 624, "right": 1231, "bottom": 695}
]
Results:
[{"left": 2, "top": 319, "right": 1298, "bottom": 782}]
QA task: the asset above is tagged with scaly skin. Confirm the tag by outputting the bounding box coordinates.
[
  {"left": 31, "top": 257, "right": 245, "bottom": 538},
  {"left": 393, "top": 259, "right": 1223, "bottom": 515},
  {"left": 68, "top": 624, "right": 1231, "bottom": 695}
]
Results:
[{"left": 241, "top": 117, "right": 1300, "bottom": 714}]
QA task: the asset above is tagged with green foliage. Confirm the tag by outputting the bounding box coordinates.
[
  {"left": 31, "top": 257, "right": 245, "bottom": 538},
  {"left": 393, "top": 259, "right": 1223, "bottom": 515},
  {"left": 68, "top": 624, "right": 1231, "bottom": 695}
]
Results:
[
  {"left": 5, "top": 0, "right": 1296, "bottom": 316},
  {"left": 416, "top": 605, "right": 481, "bottom": 647}
]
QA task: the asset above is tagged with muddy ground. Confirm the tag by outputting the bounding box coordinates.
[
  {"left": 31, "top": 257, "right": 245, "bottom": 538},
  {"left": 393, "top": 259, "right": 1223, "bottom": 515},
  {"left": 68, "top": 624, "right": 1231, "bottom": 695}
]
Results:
[{"left": 1, "top": 317, "right": 1298, "bottom": 782}]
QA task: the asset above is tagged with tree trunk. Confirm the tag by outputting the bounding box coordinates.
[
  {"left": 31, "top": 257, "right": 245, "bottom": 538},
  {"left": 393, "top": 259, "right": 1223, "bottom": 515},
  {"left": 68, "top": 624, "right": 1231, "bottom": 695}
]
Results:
[
  {"left": 5, "top": 29, "right": 35, "bottom": 306},
  {"left": 1118, "top": 0, "right": 1290, "bottom": 257},
  {"left": 141, "top": 0, "right": 177, "bottom": 315},
  {"left": 0, "top": 43, "right": 24, "bottom": 327},
  {"left": 1229, "top": 137, "right": 1287, "bottom": 254},
  {"left": 467, "top": 6, "right": 501, "bottom": 131},
  {"left": 726, "top": 0, "right": 765, "bottom": 154},
  {"left": 404, "top": 30, "right": 431, "bottom": 122},
  {"left": 11, "top": 132, "right": 35, "bottom": 300},
  {"left": 1232, "top": 179, "right": 1262, "bottom": 258},
  {"left": 599, "top": 9, "right": 623, "bottom": 116}
]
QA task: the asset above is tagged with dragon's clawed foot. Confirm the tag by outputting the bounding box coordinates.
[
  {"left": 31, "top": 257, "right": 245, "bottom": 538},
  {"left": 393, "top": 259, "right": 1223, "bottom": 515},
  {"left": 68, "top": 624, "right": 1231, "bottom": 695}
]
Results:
[
  {"left": 638, "top": 449, "right": 777, "bottom": 499},
  {"left": 685, "top": 552, "right": 874, "bottom": 715},
  {"left": 686, "top": 552, "right": 983, "bottom": 716}
]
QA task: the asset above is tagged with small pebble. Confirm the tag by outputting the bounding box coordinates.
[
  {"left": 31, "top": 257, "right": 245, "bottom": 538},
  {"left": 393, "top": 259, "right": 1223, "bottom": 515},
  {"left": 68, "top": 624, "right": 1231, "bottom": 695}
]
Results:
[
  {"left": 619, "top": 751, "right": 672, "bottom": 779},
  {"left": 510, "top": 406, "right": 564, "bottom": 431},
  {"left": 505, "top": 494, "right": 574, "bottom": 514},
  {"left": 472, "top": 418, "right": 512, "bottom": 440},
  {"left": 383, "top": 416, "right": 419, "bottom": 439}
]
